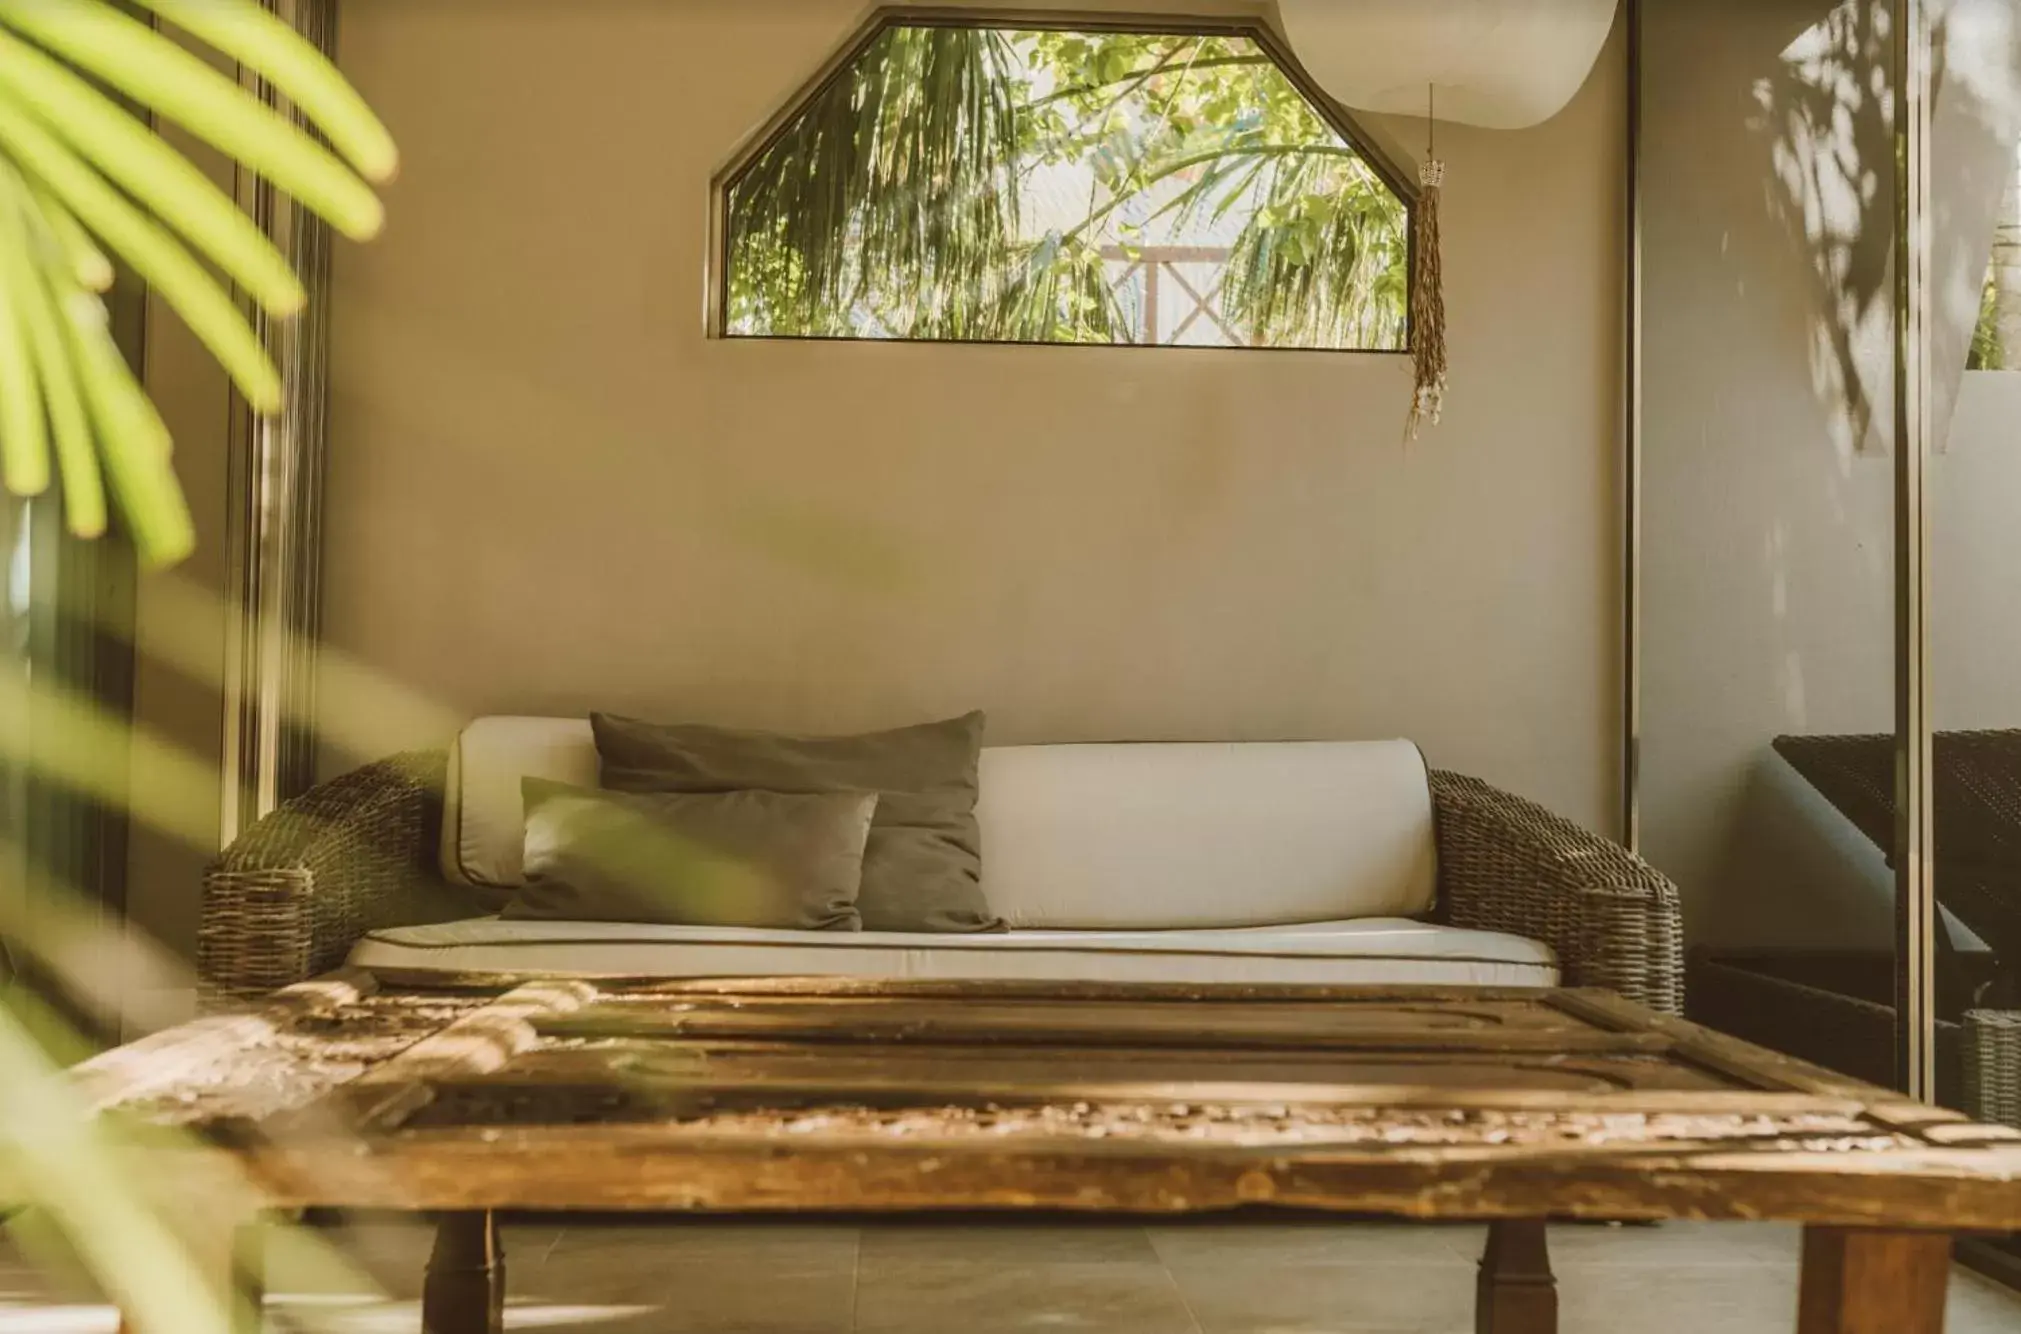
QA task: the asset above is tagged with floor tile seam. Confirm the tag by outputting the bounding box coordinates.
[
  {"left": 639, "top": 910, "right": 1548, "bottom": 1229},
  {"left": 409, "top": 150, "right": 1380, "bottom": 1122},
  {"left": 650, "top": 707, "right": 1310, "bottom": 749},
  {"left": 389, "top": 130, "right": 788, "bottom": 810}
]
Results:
[
  {"left": 1155, "top": 1237, "right": 1209, "bottom": 1334},
  {"left": 848, "top": 1226, "right": 864, "bottom": 1334},
  {"left": 536, "top": 1228, "right": 565, "bottom": 1266}
]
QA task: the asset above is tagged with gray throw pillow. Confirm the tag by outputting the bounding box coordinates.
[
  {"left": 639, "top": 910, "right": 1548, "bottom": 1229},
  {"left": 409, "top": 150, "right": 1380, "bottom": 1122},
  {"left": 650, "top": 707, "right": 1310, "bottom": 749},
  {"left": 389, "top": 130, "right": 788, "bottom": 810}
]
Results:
[
  {"left": 591, "top": 711, "right": 1004, "bottom": 933},
  {"left": 508, "top": 778, "right": 873, "bottom": 930}
]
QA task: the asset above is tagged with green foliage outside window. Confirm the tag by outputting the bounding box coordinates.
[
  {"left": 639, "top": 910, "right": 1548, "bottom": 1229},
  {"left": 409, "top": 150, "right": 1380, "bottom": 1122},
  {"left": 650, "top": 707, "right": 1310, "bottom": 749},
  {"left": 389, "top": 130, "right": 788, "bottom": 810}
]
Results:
[
  {"left": 724, "top": 24, "right": 1410, "bottom": 351},
  {"left": 1969, "top": 269, "right": 2005, "bottom": 371}
]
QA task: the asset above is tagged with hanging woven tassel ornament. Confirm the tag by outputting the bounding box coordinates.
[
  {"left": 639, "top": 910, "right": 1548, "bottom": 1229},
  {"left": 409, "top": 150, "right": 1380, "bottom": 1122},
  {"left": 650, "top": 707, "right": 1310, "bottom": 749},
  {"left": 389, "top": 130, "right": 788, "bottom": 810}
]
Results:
[{"left": 1406, "top": 91, "right": 1447, "bottom": 442}]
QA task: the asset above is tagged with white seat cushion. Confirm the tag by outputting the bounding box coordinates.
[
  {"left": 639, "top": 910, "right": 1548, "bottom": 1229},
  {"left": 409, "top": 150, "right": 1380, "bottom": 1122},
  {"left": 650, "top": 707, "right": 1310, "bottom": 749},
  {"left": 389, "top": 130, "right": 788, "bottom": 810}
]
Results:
[{"left": 350, "top": 918, "right": 1555, "bottom": 988}]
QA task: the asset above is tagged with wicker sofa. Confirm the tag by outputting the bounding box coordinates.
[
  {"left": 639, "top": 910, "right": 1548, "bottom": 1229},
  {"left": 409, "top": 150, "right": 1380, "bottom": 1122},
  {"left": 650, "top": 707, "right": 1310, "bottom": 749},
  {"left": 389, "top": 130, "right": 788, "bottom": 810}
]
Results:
[{"left": 199, "top": 732, "right": 1686, "bottom": 1014}]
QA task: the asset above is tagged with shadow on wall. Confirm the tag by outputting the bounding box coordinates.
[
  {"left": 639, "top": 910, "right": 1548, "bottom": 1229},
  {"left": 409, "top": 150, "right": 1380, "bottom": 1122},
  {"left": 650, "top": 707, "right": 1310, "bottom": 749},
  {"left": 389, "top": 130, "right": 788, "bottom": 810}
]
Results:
[
  {"left": 1707, "top": 742, "right": 1989, "bottom": 952},
  {"left": 1707, "top": 747, "right": 1895, "bottom": 951},
  {"left": 1747, "top": 0, "right": 1894, "bottom": 453},
  {"left": 1749, "top": 0, "right": 2021, "bottom": 450}
]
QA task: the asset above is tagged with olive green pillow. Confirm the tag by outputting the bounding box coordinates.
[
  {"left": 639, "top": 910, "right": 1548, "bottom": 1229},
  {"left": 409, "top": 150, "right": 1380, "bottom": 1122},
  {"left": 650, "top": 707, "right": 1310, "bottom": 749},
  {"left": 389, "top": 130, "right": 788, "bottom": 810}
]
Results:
[
  {"left": 509, "top": 778, "right": 873, "bottom": 930},
  {"left": 591, "top": 711, "right": 1003, "bottom": 933}
]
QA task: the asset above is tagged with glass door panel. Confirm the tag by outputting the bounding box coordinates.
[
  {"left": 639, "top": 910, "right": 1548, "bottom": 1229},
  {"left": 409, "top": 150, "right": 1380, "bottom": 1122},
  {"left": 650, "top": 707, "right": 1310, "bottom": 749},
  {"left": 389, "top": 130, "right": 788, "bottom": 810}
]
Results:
[
  {"left": 1639, "top": 0, "right": 1902, "bottom": 1085},
  {"left": 1930, "top": 29, "right": 2021, "bottom": 1276}
]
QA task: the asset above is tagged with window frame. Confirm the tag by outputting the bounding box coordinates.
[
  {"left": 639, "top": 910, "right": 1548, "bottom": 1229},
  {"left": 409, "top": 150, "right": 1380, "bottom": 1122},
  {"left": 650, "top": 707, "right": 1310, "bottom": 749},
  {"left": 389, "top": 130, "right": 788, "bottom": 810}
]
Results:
[{"left": 706, "top": 6, "right": 1420, "bottom": 355}]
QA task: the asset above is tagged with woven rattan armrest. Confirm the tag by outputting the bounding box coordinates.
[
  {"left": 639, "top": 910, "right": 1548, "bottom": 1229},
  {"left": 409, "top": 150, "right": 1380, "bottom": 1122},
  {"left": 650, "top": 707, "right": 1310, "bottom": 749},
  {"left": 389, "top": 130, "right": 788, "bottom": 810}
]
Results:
[
  {"left": 1428, "top": 770, "right": 1685, "bottom": 1014},
  {"left": 198, "top": 750, "right": 463, "bottom": 1003}
]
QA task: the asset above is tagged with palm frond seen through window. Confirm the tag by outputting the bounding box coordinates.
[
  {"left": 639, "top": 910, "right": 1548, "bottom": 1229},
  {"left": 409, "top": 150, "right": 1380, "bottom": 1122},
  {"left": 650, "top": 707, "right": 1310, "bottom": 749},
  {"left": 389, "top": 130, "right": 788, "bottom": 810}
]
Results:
[{"left": 722, "top": 23, "right": 1410, "bottom": 352}]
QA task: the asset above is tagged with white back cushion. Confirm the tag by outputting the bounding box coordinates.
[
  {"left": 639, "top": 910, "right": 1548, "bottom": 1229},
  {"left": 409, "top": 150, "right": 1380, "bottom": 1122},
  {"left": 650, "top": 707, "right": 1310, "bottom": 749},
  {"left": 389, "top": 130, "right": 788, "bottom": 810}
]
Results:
[
  {"left": 443, "top": 716, "right": 597, "bottom": 886},
  {"left": 442, "top": 720, "right": 1438, "bottom": 929},
  {"left": 976, "top": 742, "right": 1435, "bottom": 929}
]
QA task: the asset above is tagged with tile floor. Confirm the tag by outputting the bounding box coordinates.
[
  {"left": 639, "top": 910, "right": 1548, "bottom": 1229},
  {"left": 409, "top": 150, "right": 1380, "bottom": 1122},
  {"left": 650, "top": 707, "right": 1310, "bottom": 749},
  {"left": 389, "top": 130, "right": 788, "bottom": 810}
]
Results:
[{"left": 3, "top": 1214, "right": 2020, "bottom": 1332}]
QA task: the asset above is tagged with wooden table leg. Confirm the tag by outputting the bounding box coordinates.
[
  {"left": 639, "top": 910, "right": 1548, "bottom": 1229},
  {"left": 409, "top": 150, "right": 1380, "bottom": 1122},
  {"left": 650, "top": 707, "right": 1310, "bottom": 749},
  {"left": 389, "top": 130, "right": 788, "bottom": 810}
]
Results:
[
  {"left": 1476, "top": 1219, "right": 1556, "bottom": 1334},
  {"left": 423, "top": 1210, "right": 505, "bottom": 1334},
  {"left": 1797, "top": 1226, "right": 1950, "bottom": 1334}
]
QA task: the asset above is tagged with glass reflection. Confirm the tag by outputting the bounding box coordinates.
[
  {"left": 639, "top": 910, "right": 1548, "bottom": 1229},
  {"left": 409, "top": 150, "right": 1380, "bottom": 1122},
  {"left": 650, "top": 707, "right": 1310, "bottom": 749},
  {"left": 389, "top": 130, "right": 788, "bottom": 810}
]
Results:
[
  {"left": 1931, "top": 1, "right": 2021, "bottom": 1279},
  {"left": 1641, "top": 0, "right": 1900, "bottom": 1088}
]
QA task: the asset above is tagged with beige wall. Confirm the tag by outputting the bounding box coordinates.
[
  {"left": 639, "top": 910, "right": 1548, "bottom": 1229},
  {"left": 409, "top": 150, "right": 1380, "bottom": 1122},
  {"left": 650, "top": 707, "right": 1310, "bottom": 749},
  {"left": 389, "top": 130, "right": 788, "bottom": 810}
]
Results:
[
  {"left": 1934, "top": 373, "right": 2021, "bottom": 733},
  {"left": 321, "top": 0, "right": 1628, "bottom": 831}
]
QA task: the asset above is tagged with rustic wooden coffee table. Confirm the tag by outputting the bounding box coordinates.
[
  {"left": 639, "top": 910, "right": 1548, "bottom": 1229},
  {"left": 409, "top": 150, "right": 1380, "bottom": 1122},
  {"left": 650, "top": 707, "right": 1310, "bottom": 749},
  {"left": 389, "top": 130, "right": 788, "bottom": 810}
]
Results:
[{"left": 76, "top": 976, "right": 2021, "bottom": 1334}]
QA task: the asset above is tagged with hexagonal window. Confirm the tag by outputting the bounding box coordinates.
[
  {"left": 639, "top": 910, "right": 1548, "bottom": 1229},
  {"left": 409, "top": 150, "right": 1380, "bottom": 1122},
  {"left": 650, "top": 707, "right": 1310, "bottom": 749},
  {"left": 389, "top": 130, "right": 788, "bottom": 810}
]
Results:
[{"left": 716, "top": 15, "right": 1414, "bottom": 351}]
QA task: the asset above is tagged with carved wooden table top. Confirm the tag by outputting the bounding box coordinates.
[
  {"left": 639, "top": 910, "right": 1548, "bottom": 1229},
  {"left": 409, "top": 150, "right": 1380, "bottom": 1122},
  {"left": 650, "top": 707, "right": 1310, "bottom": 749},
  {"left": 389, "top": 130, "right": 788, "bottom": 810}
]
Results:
[{"left": 74, "top": 975, "right": 2021, "bottom": 1334}]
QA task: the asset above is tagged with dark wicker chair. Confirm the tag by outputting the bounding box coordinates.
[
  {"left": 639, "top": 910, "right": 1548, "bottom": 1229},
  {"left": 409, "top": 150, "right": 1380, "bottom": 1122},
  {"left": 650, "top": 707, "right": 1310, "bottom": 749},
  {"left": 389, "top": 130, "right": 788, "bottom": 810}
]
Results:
[
  {"left": 199, "top": 754, "right": 1686, "bottom": 1015},
  {"left": 1761, "top": 730, "right": 2021, "bottom": 1127}
]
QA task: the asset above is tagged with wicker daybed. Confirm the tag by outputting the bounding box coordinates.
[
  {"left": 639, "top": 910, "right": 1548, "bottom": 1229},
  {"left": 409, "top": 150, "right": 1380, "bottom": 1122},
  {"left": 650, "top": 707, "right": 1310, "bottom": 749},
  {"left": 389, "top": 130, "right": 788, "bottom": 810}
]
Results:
[{"left": 198, "top": 749, "right": 1686, "bottom": 1016}]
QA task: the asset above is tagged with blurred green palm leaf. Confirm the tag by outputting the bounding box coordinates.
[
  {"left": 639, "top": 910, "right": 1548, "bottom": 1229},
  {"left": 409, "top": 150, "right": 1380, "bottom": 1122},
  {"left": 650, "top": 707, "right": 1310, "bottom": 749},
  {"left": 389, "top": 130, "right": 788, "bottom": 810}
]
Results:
[{"left": 0, "top": 0, "right": 395, "bottom": 566}]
